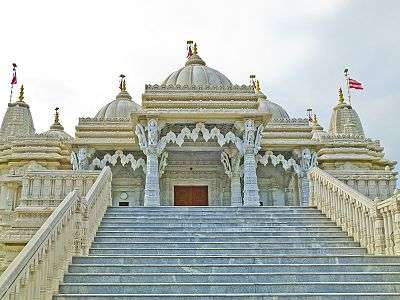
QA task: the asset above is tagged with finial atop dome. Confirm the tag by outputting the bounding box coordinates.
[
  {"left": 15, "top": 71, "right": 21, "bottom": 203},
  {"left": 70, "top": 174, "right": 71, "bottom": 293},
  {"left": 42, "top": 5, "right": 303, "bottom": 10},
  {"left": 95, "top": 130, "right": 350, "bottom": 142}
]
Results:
[
  {"left": 185, "top": 40, "right": 206, "bottom": 66},
  {"left": 18, "top": 85, "right": 25, "bottom": 102},
  {"left": 116, "top": 74, "right": 132, "bottom": 101},
  {"left": 338, "top": 87, "right": 345, "bottom": 104},
  {"left": 119, "top": 74, "right": 126, "bottom": 91},
  {"left": 50, "top": 107, "right": 64, "bottom": 130}
]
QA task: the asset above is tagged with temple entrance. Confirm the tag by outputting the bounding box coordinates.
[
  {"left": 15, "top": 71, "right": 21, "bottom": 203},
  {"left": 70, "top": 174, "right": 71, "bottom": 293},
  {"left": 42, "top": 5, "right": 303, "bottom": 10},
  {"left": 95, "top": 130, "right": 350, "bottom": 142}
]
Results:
[{"left": 174, "top": 186, "right": 208, "bottom": 206}]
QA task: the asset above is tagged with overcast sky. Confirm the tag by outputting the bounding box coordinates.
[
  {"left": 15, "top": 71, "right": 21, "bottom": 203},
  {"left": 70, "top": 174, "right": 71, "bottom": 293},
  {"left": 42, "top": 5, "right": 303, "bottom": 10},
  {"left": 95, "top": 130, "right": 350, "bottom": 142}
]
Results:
[{"left": 0, "top": 0, "right": 399, "bottom": 177}]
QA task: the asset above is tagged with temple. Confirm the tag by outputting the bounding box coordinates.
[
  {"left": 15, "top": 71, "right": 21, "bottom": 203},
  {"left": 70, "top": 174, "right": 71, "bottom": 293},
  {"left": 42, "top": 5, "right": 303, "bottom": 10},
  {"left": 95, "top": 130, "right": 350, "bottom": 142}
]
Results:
[{"left": 0, "top": 44, "right": 399, "bottom": 299}]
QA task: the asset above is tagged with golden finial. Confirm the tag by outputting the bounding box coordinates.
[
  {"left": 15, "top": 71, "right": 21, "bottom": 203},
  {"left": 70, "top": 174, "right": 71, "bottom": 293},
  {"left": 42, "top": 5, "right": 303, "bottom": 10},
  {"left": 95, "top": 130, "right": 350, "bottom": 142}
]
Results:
[
  {"left": 18, "top": 85, "right": 25, "bottom": 102},
  {"left": 54, "top": 107, "right": 60, "bottom": 125},
  {"left": 312, "top": 113, "right": 318, "bottom": 124},
  {"left": 338, "top": 87, "right": 345, "bottom": 104},
  {"left": 256, "top": 80, "right": 260, "bottom": 93},
  {"left": 193, "top": 43, "right": 198, "bottom": 55},
  {"left": 119, "top": 74, "right": 126, "bottom": 91}
]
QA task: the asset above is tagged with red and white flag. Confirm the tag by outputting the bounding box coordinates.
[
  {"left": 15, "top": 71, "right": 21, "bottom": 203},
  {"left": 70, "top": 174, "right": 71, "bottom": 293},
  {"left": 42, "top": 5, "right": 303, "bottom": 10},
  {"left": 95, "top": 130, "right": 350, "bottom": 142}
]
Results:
[
  {"left": 186, "top": 45, "right": 193, "bottom": 58},
  {"left": 10, "top": 63, "right": 17, "bottom": 85},
  {"left": 348, "top": 78, "right": 363, "bottom": 90}
]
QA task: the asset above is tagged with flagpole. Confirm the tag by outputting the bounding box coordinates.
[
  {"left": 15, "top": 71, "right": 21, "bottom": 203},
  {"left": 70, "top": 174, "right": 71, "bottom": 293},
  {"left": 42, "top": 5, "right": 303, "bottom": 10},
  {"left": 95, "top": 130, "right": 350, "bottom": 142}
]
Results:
[
  {"left": 9, "top": 63, "right": 17, "bottom": 103},
  {"left": 344, "top": 68, "right": 352, "bottom": 106},
  {"left": 9, "top": 84, "right": 13, "bottom": 103}
]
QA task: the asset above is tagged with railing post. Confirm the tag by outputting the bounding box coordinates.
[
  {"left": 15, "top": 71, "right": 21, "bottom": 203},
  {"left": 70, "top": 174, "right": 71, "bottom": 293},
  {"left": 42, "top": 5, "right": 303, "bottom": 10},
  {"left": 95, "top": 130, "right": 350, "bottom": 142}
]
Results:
[
  {"left": 391, "top": 201, "right": 400, "bottom": 255},
  {"left": 371, "top": 207, "right": 386, "bottom": 255}
]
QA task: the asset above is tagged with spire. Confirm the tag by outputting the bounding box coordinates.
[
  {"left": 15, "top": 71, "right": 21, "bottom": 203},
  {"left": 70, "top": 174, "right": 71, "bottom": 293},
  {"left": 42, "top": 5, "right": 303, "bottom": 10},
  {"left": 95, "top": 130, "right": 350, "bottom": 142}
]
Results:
[
  {"left": 338, "top": 87, "right": 345, "bottom": 104},
  {"left": 116, "top": 74, "right": 132, "bottom": 101},
  {"left": 185, "top": 40, "right": 206, "bottom": 66},
  {"left": 193, "top": 43, "right": 198, "bottom": 55},
  {"left": 311, "top": 112, "right": 323, "bottom": 131},
  {"left": 18, "top": 85, "right": 25, "bottom": 102},
  {"left": 50, "top": 107, "right": 64, "bottom": 130},
  {"left": 119, "top": 74, "right": 126, "bottom": 91},
  {"left": 256, "top": 80, "right": 260, "bottom": 93}
]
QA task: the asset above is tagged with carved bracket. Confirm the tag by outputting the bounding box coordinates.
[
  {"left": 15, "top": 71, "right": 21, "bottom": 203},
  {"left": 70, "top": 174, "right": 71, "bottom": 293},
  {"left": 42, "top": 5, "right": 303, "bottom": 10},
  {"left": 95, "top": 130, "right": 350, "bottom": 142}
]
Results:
[{"left": 89, "top": 150, "right": 146, "bottom": 171}]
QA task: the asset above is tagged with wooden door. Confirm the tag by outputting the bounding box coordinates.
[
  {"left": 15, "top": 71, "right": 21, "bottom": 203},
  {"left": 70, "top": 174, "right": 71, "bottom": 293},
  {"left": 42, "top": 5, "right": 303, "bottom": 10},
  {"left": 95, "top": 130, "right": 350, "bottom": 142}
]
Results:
[{"left": 174, "top": 186, "right": 208, "bottom": 206}]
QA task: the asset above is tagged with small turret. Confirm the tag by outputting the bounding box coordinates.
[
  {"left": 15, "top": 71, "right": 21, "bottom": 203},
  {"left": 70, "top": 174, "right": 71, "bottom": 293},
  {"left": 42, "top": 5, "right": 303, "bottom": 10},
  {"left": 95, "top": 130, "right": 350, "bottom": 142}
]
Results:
[
  {"left": 40, "top": 108, "right": 72, "bottom": 140},
  {"left": 0, "top": 85, "right": 35, "bottom": 137},
  {"left": 328, "top": 87, "right": 365, "bottom": 137}
]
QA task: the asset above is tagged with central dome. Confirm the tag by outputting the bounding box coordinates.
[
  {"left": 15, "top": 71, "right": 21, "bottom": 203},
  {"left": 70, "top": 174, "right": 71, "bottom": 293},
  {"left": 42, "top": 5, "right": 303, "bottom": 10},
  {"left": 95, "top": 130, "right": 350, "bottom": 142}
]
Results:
[{"left": 162, "top": 51, "right": 232, "bottom": 87}]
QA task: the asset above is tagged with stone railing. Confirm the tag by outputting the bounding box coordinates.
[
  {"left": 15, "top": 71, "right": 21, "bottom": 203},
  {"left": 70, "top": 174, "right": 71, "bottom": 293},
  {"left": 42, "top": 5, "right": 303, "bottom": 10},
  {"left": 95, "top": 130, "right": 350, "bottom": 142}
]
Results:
[
  {"left": 20, "top": 170, "right": 100, "bottom": 207},
  {"left": 308, "top": 166, "right": 400, "bottom": 255},
  {"left": 0, "top": 166, "right": 112, "bottom": 300}
]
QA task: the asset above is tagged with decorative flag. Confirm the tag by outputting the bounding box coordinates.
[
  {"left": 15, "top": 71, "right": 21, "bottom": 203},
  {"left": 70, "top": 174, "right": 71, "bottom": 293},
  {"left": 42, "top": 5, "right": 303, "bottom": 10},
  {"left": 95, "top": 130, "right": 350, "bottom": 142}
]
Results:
[
  {"left": 348, "top": 78, "right": 363, "bottom": 90},
  {"left": 11, "top": 63, "right": 17, "bottom": 85},
  {"left": 186, "top": 45, "right": 193, "bottom": 58},
  {"left": 186, "top": 40, "right": 193, "bottom": 58},
  {"left": 250, "top": 75, "right": 256, "bottom": 89}
]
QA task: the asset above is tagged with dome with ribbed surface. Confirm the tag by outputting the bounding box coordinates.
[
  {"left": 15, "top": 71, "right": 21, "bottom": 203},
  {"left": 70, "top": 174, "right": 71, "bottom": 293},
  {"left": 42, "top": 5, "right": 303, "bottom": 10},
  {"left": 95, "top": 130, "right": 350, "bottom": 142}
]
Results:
[
  {"left": 95, "top": 90, "right": 141, "bottom": 119},
  {"left": 258, "top": 98, "right": 290, "bottom": 121},
  {"left": 162, "top": 52, "right": 232, "bottom": 87}
]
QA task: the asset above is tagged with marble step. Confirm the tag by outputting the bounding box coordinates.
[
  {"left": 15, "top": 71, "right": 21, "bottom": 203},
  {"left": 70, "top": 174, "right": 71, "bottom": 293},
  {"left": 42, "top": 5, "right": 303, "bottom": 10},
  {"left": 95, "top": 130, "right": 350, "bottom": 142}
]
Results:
[
  {"left": 90, "top": 241, "right": 360, "bottom": 249},
  {"left": 103, "top": 212, "right": 326, "bottom": 218},
  {"left": 106, "top": 206, "right": 319, "bottom": 211},
  {"left": 95, "top": 230, "right": 348, "bottom": 237},
  {"left": 72, "top": 255, "right": 400, "bottom": 265},
  {"left": 93, "top": 235, "right": 352, "bottom": 243},
  {"left": 62, "top": 272, "right": 400, "bottom": 284},
  {"left": 88, "top": 247, "right": 367, "bottom": 256},
  {"left": 100, "top": 221, "right": 336, "bottom": 227},
  {"left": 57, "top": 282, "right": 400, "bottom": 294},
  {"left": 53, "top": 293, "right": 400, "bottom": 300},
  {"left": 100, "top": 216, "right": 332, "bottom": 223},
  {"left": 69, "top": 263, "right": 400, "bottom": 274},
  {"left": 97, "top": 225, "right": 343, "bottom": 232}
]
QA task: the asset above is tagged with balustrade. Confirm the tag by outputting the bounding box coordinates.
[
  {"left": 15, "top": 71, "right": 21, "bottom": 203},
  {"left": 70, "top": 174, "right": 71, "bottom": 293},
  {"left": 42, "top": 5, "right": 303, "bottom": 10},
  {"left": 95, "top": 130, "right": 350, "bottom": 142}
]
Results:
[
  {"left": 309, "top": 167, "right": 400, "bottom": 255},
  {"left": 20, "top": 170, "right": 99, "bottom": 207},
  {"left": 0, "top": 166, "right": 112, "bottom": 300}
]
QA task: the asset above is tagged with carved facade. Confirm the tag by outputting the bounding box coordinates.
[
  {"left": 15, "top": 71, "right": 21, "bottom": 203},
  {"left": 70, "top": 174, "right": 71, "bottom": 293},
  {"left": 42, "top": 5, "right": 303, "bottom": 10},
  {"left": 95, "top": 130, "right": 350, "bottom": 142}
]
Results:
[{"left": 0, "top": 45, "right": 397, "bottom": 273}]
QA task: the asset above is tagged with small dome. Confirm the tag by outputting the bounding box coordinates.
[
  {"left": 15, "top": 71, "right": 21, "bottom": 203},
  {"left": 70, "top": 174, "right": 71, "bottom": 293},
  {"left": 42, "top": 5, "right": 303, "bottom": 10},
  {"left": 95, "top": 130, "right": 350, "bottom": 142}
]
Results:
[
  {"left": 40, "top": 108, "right": 72, "bottom": 140},
  {"left": 95, "top": 90, "right": 142, "bottom": 119},
  {"left": 162, "top": 50, "right": 232, "bottom": 87},
  {"left": 40, "top": 128, "right": 72, "bottom": 140},
  {"left": 329, "top": 88, "right": 365, "bottom": 137},
  {"left": 0, "top": 86, "right": 35, "bottom": 137},
  {"left": 258, "top": 98, "right": 290, "bottom": 121}
]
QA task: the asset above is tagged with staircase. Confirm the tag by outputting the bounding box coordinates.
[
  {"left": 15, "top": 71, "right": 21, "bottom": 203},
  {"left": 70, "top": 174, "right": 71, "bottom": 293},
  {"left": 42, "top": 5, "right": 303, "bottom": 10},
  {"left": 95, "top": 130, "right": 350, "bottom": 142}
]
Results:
[{"left": 54, "top": 206, "right": 400, "bottom": 299}]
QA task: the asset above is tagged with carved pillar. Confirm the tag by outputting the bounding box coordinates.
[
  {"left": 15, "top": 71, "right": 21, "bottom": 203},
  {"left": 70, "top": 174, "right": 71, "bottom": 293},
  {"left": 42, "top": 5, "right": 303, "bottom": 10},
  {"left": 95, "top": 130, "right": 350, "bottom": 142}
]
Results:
[
  {"left": 136, "top": 119, "right": 162, "bottom": 207},
  {"left": 243, "top": 148, "right": 260, "bottom": 206},
  {"left": 144, "top": 147, "right": 160, "bottom": 206},
  {"left": 242, "top": 120, "right": 262, "bottom": 207},
  {"left": 298, "top": 148, "right": 318, "bottom": 207},
  {"left": 221, "top": 150, "right": 242, "bottom": 207}
]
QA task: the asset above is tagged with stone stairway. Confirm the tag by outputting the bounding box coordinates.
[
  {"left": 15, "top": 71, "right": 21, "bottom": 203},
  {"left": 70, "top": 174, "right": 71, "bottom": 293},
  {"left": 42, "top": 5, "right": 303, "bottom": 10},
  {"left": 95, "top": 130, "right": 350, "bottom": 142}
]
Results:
[{"left": 54, "top": 206, "right": 400, "bottom": 299}]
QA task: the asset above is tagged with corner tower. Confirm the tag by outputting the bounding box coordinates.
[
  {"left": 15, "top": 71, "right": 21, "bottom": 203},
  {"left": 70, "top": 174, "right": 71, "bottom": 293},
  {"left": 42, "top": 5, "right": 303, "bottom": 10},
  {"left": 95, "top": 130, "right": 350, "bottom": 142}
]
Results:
[{"left": 0, "top": 85, "right": 35, "bottom": 137}]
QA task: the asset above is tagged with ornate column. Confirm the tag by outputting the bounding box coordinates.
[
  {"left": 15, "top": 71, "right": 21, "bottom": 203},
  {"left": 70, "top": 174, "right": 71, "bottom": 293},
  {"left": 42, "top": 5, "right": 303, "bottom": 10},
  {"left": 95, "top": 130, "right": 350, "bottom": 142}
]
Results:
[
  {"left": 135, "top": 119, "right": 164, "bottom": 207},
  {"left": 221, "top": 149, "right": 242, "bottom": 206},
  {"left": 298, "top": 148, "right": 318, "bottom": 207},
  {"left": 241, "top": 119, "right": 263, "bottom": 207},
  {"left": 144, "top": 146, "right": 160, "bottom": 206}
]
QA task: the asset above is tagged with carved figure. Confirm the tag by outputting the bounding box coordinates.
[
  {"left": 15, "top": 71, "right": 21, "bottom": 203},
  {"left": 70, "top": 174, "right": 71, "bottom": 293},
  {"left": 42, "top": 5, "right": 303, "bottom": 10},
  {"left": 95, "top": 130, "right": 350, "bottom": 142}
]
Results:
[{"left": 71, "top": 148, "right": 91, "bottom": 170}]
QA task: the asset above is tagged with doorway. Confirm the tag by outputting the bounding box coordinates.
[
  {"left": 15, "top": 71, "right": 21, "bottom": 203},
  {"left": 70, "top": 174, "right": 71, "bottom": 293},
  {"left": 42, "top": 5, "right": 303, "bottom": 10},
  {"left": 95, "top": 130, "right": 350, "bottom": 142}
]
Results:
[{"left": 174, "top": 186, "right": 208, "bottom": 206}]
